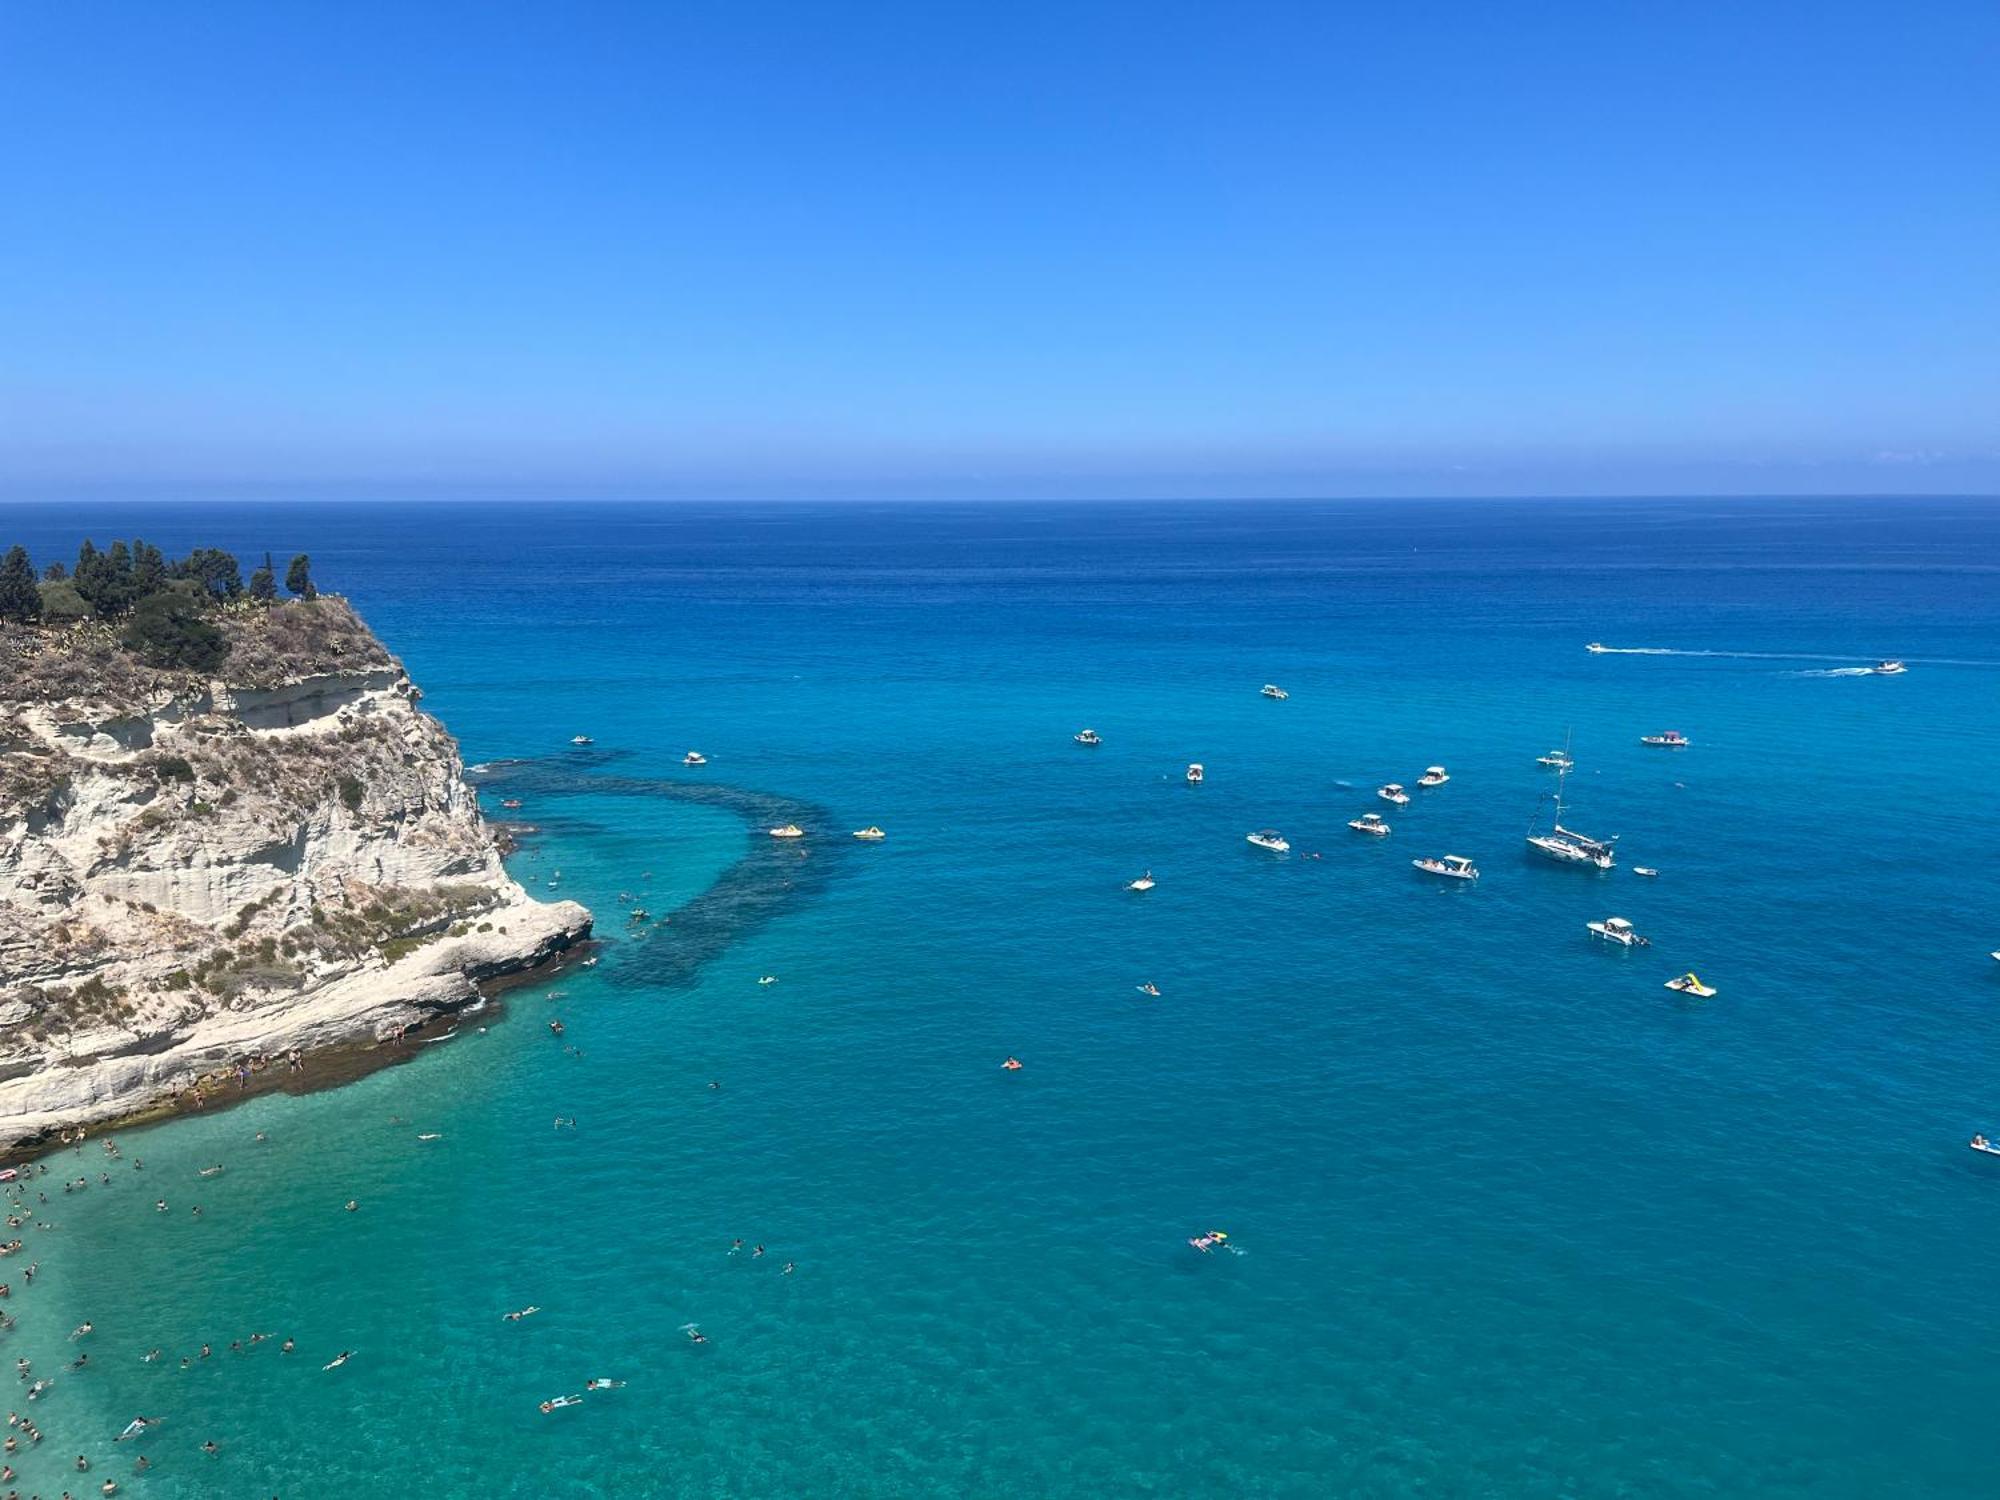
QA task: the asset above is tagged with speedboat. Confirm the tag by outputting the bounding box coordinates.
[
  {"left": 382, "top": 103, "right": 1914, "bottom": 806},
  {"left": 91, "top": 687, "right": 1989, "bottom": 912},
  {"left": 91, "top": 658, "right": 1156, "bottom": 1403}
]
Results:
[
  {"left": 1186, "top": 762, "right": 1204, "bottom": 785},
  {"left": 1413, "top": 854, "right": 1478, "bottom": 880},
  {"left": 1417, "top": 765, "right": 1449, "bottom": 788},
  {"left": 1586, "top": 642, "right": 1609, "bottom": 653},
  {"left": 1377, "top": 783, "right": 1410, "bottom": 806},
  {"left": 1664, "top": 972, "right": 1716, "bottom": 998},
  {"left": 570, "top": 734, "right": 593, "bottom": 746},
  {"left": 1633, "top": 866, "right": 1660, "bottom": 878},
  {"left": 1874, "top": 660, "right": 1907, "bottom": 675},
  {"left": 1261, "top": 684, "right": 1288, "bottom": 700},
  {"left": 683, "top": 751, "right": 707, "bottom": 766},
  {"left": 852, "top": 826, "right": 886, "bottom": 841},
  {"left": 1536, "top": 749, "right": 1573, "bottom": 770},
  {"left": 1074, "top": 728, "right": 1102, "bottom": 746},
  {"left": 768, "top": 824, "right": 805, "bottom": 839},
  {"left": 1246, "top": 830, "right": 1290, "bottom": 853},
  {"left": 1127, "top": 871, "right": 1155, "bottom": 891},
  {"left": 1587, "top": 916, "right": 1648, "bottom": 947},
  {"left": 1972, "top": 1135, "right": 2000, "bottom": 1157},
  {"left": 500, "top": 798, "right": 523, "bottom": 810},
  {"left": 758, "top": 975, "right": 777, "bottom": 986},
  {"left": 1640, "top": 730, "right": 1690, "bottom": 747},
  {"left": 1348, "top": 812, "right": 1390, "bottom": 836}
]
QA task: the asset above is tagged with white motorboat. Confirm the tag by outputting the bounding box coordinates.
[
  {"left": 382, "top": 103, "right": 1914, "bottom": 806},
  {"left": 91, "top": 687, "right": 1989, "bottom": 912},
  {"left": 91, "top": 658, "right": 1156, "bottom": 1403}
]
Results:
[
  {"left": 1536, "top": 749, "right": 1574, "bottom": 770},
  {"left": 1186, "top": 762, "right": 1204, "bottom": 785},
  {"left": 1525, "top": 759, "right": 1617, "bottom": 870},
  {"left": 1972, "top": 1135, "right": 2000, "bottom": 1157},
  {"left": 1633, "top": 866, "right": 1660, "bottom": 878},
  {"left": 1377, "top": 783, "right": 1410, "bottom": 806},
  {"left": 570, "top": 734, "right": 594, "bottom": 746},
  {"left": 1074, "top": 728, "right": 1103, "bottom": 746},
  {"left": 1261, "top": 684, "right": 1289, "bottom": 700},
  {"left": 1639, "top": 730, "right": 1690, "bottom": 747},
  {"left": 768, "top": 824, "right": 805, "bottom": 839},
  {"left": 1585, "top": 642, "right": 1609, "bottom": 653},
  {"left": 1664, "top": 972, "right": 1716, "bottom": 998},
  {"left": 1412, "top": 854, "right": 1478, "bottom": 880},
  {"left": 683, "top": 751, "right": 707, "bottom": 766},
  {"left": 852, "top": 826, "right": 886, "bottom": 841},
  {"left": 1587, "top": 916, "right": 1649, "bottom": 947},
  {"left": 1417, "top": 765, "right": 1450, "bottom": 787},
  {"left": 1874, "top": 660, "right": 1908, "bottom": 675},
  {"left": 1347, "top": 812, "right": 1390, "bottom": 836},
  {"left": 1246, "top": 830, "right": 1290, "bottom": 853},
  {"left": 1127, "top": 871, "right": 1155, "bottom": 892}
]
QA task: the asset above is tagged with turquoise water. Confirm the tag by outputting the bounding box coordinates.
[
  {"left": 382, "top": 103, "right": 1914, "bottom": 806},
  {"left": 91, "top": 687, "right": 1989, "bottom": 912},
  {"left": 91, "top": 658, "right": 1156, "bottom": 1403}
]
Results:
[{"left": 5, "top": 498, "right": 2000, "bottom": 1498}]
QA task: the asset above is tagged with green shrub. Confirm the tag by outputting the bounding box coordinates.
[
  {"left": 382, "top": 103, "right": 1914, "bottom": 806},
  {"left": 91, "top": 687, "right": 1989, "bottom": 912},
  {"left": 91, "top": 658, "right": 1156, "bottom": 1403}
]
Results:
[
  {"left": 122, "top": 591, "right": 229, "bottom": 672},
  {"left": 338, "top": 775, "right": 365, "bottom": 811}
]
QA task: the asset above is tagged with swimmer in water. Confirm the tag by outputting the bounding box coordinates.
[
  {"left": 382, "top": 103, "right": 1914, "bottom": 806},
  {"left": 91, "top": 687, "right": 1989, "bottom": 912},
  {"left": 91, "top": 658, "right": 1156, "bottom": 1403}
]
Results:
[
  {"left": 1001, "top": 1057, "right": 1023, "bottom": 1071},
  {"left": 782, "top": 1262, "right": 796, "bottom": 1275},
  {"left": 685, "top": 1326, "right": 708, "bottom": 1345},
  {"left": 323, "top": 1351, "right": 352, "bottom": 1371},
  {"left": 344, "top": 1200, "right": 358, "bottom": 1213},
  {"left": 502, "top": 1306, "right": 539, "bottom": 1322},
  {"left": 585, "top": 1378, "right": 626, "bottom": 1390}
]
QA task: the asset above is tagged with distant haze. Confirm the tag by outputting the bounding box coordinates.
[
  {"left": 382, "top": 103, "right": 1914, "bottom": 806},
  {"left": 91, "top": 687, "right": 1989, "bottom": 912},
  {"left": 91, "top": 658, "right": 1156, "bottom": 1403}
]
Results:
[{"left": 3, "top": 2, "right": 1996, "bottom": 500}]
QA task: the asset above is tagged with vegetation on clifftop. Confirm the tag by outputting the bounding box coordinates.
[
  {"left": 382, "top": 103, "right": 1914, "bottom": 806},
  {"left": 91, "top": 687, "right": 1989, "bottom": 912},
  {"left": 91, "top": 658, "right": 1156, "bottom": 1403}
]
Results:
[
  {"left": 0, "top": 540, "right": 394, "bottom": 706},
  {"left": 0, "top": 538, "right": 322, "bottom": 670}
]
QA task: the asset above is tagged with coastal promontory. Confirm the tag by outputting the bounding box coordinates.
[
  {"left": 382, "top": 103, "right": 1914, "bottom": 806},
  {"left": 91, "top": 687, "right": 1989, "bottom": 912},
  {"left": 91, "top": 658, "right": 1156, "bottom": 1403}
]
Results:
[{"left": 0, "top": 541, "right": 590, "bottom": 1148}]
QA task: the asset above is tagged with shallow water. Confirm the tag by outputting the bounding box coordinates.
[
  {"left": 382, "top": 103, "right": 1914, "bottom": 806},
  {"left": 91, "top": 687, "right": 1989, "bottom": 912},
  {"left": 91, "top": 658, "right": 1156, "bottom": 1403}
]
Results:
[{"left": 3, "top": 498, "right": 1999, "bottom": 1497}]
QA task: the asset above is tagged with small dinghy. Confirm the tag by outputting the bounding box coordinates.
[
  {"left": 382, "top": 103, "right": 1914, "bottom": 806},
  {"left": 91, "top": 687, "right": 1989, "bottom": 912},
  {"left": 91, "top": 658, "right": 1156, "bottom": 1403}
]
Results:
[
  {"left": 1970, "top": 1135, "right": 2000, "bottom": 1157},
  {"left": 1127, "top": 871, "right": 1155, "bottom": 891}
]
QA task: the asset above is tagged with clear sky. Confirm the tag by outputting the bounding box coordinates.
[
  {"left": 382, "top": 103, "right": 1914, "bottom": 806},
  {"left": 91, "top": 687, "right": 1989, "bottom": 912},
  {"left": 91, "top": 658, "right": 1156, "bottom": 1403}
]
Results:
[{"left": 3, "top": 1, "right": 1996, "bottom": 499}]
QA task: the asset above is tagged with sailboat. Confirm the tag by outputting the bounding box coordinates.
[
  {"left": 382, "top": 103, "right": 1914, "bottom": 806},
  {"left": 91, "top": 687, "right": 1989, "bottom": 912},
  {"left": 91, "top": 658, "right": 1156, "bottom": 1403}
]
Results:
[{"left": 1525, "top": 738, "right": 1617, "bottom": 870}]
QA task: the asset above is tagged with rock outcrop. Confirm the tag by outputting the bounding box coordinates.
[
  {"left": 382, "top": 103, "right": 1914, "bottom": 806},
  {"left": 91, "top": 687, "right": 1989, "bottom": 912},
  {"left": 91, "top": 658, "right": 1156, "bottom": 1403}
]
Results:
[{"left": 0, "top": 597, "right": 590, "bottom": 1146}]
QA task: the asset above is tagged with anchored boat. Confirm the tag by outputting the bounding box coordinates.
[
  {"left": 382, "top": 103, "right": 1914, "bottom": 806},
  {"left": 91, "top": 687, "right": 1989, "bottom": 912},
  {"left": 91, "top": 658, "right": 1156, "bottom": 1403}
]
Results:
[{"left": 1526, "top": 757, "right": 1617, "bottom": 870}]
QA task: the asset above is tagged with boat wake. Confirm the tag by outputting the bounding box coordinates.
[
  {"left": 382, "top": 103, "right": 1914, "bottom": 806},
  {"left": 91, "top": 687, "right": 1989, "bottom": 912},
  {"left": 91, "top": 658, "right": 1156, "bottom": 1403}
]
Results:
[
  {"left": 1592, "top": 646, "right": 2000, "bottom": 668},
  {"left": 1791, "top": 667, "right": 1877, "bottom": 678}
]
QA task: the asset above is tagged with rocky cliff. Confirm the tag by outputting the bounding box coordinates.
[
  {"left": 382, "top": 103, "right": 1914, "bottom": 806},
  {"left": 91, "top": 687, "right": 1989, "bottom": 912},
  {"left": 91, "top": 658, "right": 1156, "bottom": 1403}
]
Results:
[{"left": 0, "top": 596, "right": 590, "bottom": 1147}]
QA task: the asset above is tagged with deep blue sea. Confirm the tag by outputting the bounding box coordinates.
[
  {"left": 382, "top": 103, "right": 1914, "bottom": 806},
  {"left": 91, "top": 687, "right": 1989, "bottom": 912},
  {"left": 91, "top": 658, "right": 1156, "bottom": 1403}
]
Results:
[{"left": 2, "top": 498, "right": 1998, "bottom": 1498}]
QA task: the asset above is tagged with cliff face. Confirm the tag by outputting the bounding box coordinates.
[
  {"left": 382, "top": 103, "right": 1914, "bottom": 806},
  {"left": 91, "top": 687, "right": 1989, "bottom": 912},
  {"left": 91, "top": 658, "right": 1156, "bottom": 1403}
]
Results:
[{"left": 0, "top": 597, "right": 590, "bottom": 1145}]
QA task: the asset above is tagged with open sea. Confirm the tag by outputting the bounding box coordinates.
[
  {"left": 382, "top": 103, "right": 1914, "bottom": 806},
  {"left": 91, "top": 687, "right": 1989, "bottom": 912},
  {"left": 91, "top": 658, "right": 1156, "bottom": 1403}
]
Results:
[{"left": 2, "top": 496, "right": 1998, "bottom": 1499}]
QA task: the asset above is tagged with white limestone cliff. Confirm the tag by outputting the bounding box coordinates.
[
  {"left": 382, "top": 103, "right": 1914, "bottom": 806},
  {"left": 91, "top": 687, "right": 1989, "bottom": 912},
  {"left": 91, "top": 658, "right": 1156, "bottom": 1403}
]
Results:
[{"left": 0, "top": 597, "right": 591, "bottom": 1146}]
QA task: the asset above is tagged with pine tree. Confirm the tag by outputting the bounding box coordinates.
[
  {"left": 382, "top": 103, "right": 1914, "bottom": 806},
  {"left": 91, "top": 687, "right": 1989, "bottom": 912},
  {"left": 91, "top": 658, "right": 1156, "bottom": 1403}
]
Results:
[
  {"left": 132, "top": 540, "right": 167, "bottom": 595},
  {"left": 72, "top": 539, "right": 109, "bottom": 613},
  {"left": 285, "top": 554, "right": 316, "bottom": 599},
  {"left": 249, "top": 551, "right": 277, "bottom": 603},
  {"left": 42, "top": 561, "right": 66, "bottom": 581},
  {"left": 0, "top": 546, "right": 41, "bottom": 624}
]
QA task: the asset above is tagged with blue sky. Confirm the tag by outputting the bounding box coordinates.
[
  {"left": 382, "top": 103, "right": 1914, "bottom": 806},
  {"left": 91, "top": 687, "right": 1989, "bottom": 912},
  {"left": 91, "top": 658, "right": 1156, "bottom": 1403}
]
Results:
[{"left": 2, "top": 0, "right": 1995, "bottom": 499}]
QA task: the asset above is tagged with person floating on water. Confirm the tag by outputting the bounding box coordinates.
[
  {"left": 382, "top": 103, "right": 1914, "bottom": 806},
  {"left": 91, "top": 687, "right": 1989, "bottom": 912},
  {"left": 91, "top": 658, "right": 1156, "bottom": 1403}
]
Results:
[
  {"left": 323, "top": 1351, "right": 353, "bottom": 1371},
  {"left": 1001, "top": 1057, "right": 1023, "bottom": 1071}
]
